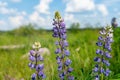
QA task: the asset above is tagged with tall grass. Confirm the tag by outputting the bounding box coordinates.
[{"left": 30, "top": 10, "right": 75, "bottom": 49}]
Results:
[{"left": 0, "top": 27, "right": 120, "bottom": 80}]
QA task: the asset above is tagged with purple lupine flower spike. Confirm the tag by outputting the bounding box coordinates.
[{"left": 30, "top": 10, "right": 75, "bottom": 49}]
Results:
[
  {"left": 29, "top": 42, "right": 46, "bottom": 80},
  {"left": 111, "top": 17, "right": 118, "bottom": 28},
  {"left": 52, "top": 11, "right": 74, "bottom": 80},
  {"left": 92, "top": 26, "right": 113, "bottom": 80}
]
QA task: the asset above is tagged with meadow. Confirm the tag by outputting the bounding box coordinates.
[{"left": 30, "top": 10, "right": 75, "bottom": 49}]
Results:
[{"left": 0, "top": 26, "right": 120, "bottom": 80}]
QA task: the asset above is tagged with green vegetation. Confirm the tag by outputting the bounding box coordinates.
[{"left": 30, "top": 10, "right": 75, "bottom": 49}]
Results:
[{"left": 0, "top": 26, "right": 120, "bottom": 80}]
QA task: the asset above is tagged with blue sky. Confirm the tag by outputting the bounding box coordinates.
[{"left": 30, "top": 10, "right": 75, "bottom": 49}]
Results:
[{"left": 0, "top": 0, "right": 120, "bottom": 30}]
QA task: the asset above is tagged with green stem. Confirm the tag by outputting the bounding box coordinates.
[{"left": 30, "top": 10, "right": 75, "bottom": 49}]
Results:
[{"left": 101, "top": 73, "right": 103, "bottom": 80}]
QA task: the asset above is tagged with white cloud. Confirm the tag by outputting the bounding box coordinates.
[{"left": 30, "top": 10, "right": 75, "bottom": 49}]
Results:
[
  {"left": 0, "top": 0, "right": 52, "bottom": 30},
  {"left": 0, "top": 20, "right": 5, "bottom": 25},
  {"left": 97, "top": 4, "right": 108, "bottom": 16},
  {"left": 0, "top": 1, "right": 17, "bottom": 15},
  {"left": 64, "top": 13, "right": 79, "bottom": 28},
  {"left": 83, "top": 12, "right": 97, "bottom": 18},
  {"left": 7, "top": 11, "right": 27, "bottom": 29},
  {"left": 0, "top": 1, "right": 28, "bottom": 30},
  {"left": 34, "top": 0, "right": 52, "bottom": 14},
  {"left": 11, "top": 0, "right": 21, "bottom": 3},
  {"left": 113, "top": 8, "right": 118, "bottom": 12},
  {"left": 0, "top": 20, "right": 8, "bottom": 30},
  {"left": 0, "top": 2, "right": 26, "bottom": 15},
  {"left": 0, "top": 7, "right": 17, "bottom": 14},
  {"left": 0, "top": 1, "right": 7, "bottom": 7},
  {"left": 103, "top": 0, "right": 120, "bottom": 6},
  {"left": 64, "top": 0, "right": 108, "bottom": 16},
  {"left": 65, "top": 0, "right": 95, "bottom": 12},
  {"left": 0, "top": 11, "right": 27, "bottom": 30},
  {"left": 0, "top": 19, "right": 14, "bottom": 31},
  {"left": 117, "top": 12, "right": 120, "bottom": 16},
  {"left": 29, "top": 11, "right": 45, "bottom": 24},
  {"left": 0, "top": 7, "right": 27, "bottom": 16},
  {"left": 64, "top": 13, "right": 77, "bottom": 22},
  {"left": 28, "top": 0, "right": 53, "bottom": 28},
  {"left": 17, "top": 11, "right": 27, "bottom": 16},
  {"left": 29, "top": 11, "right": 51, "bottom": 28},
  {"left": 8, "top": 15, "right": 27, "bottom": 28}
]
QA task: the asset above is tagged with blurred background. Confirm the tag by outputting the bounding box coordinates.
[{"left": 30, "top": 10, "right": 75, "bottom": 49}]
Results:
[
  {"left": 0, "top": 0, "right": 120, "bottom": 30},
  {"left": 0, "top": 0, "right": 120, "bottom": 80}
]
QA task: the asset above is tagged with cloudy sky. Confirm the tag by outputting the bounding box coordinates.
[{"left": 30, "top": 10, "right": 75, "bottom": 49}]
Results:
[{"left": 0, "top": 0, "right": 120, "bottom": 30}]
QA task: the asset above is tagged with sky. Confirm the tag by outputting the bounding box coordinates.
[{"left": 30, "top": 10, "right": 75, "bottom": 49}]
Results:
[{"left": 0, "top": 0, "right": 120, "bottom": 30}]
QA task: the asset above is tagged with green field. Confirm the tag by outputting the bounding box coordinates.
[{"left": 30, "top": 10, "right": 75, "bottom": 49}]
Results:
[{"left": 0, "top": 27, "right": 120, "bottom": 80}]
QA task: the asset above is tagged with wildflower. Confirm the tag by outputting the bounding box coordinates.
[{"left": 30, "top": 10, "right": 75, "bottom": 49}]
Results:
[
  {"left": 92, "top": 26, "right": 113, "bottom": 80},
  {"left": 52, "top": 11, "right": 74, "bottom": 80},
  {"left": 31, "top": 73, "right": 36, "bottom": 80},
  {"left": 29, "top": 42, "right": 46, "bottom": 80},
  {"left": 111, "top": 17, "right": 118, "bottom": 28}
]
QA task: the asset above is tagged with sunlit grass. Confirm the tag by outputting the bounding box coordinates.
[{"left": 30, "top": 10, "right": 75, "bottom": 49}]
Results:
[{"left": 0, "top": 28, "right": 120, "bottom": 80}]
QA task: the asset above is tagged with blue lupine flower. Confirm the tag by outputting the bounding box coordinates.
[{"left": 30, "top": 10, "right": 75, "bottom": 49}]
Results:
[
  {"left": 100, "top": 68, "right": 104, "bottom": 73},
  {"left": 94, "top": 57, "right": 101, "bottom": 62},
  {"left": 37, "top": 55, "right": 44, "bottom": 61},
  {"left": 31, "top": 73, "right": 36, "bottom": 80},
  {"left": 104, "top": 60, "right": 110, "bottom": 66},
  {"left": 29, "top": 63, "right": 35, "bottom": 69},
  {"left": 30, "top": 50, "right": 35, "bottom": 56},
  {"left": 52, "top": 11, "right": 74, "bottom": 80},
  {"left": 29, "top": 55, "right": 35, "bottom": 62},
  {"left": 96, "top": 49, "right": 101, "bottom": 54},
  {"left": 55, "top": 41, "right": 59, "bottom": 45},
  {"left": 111, "top": 17, "right": 118, "bottom": 28},
  {"left": 60, "top": 22, "right": 65, "bottom": 28},
  {"left": 36, "top": 64, "right": 44, "bottom": 71},
  {"left": 58, "top": 65, "right": 62, "bottom": 71},
  {"left": 105, "top": 52, "right": 112, "bottom": 58},
  {"left": 61, "top": 34, "right": 67, "bottom": 40},
  {"left": 59, "top": 73, "right": 65, "bottom": 79},
  {"left": 63, "top": 40, "right": 68, "bottom": 47},
  {"left": 96, "top": 41, "right": 103, "bottom": 46},
  {"left": 55, "top": 48, "right": 61, "bottom": 54},
  {"left": 29, "top": 42, "right": 46, "bottom": 79},
  {"left": 57, "top": 59, "right": 61, "bottom": 64},
  {"left": 98, "top": 36, "right": 103, "bottom": 40},
  {"left": 68, "top": 67, "right": 73, "bottom": 73},
  {"left": 65, "top": 59, "right": 72, "bottom": 66},
  {"left": 92, "top": 26, "right": 113, "bottom": 80},
  {"left": 38, "top": 71, "right": 46, "bottom": 78},
  {"left": 104, "top": 69, "right": 111, "bottom": 76},
  {"left": 95, "top": 75, "right": 99, "bottom": 80},
  {"left": 93, "top": 67, "right": 99, "bottom": 72},
  {"left": 65, "top": 50, "right": 70, "bottom": 56},
  {"left": 68, "top": 76, "right": 75, "bottom": 80}
]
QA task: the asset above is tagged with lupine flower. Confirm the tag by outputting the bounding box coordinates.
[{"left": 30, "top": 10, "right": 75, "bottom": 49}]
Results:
[
  {"left": 111, "top": 17, "right": 118, "bottom": 28},
  {"left": 29, "top": 42, "right": 46, "bottom": 80},
  {"left": 92, "top": 26, "right": 113, "bottom": 80},
  {"left": 52, "top": 11, "right": 74, "bottom": 80}
]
